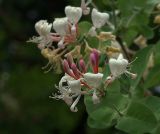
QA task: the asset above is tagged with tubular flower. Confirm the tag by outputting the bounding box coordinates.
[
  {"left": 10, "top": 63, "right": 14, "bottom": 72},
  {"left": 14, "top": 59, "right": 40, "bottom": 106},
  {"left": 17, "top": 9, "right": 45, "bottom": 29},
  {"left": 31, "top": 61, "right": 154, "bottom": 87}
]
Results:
[
  {"left": 88, "top": 8, "right": 109, "bottom": 36},
  {"left": 51, "top": 55, "right": 89, "bottom": 112},
  {"left": 81, "top": 0, "right": 91, "bottom": 15},
  {"left": 83, "top": 49, "right": 103, "bottom": 104},
  {"left": 53, "top": 17, "right": 70, "bottom": 48},
  {"left": 50, "top": 74, "right": 82, "bottom": 112},
  {"left": 65, "top": 6, "right": 82, "bottom": 35},
  {"left": 28, "top": 20, "right": 53, "bottom": 49},
  {"left": 106, "top": 54, "right": 137, "bottom": 84}
]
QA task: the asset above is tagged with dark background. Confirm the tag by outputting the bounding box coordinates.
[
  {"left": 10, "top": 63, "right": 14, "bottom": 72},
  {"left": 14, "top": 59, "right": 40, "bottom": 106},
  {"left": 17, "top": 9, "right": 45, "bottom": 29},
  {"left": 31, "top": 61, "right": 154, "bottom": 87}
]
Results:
[{"left": 0, "top": 0, "right": 112, "bottom": 133}]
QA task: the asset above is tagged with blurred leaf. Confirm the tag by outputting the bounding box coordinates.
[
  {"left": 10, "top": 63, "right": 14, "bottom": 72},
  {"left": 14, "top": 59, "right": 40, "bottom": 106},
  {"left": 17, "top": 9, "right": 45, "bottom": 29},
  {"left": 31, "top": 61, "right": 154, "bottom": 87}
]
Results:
[
  {"left": 142, "top": 96, "right": 160, "bottom": 119},
  {"left": 144, "top": 65, "right": 160, "bottom": 89},
  {"left": 130, "top": 46, "right": 153, "bottom": 90},
  {"left": 116, "top": 101, "right": 158, "bottom": 134},
  {"left": 78, "top": 21, "right": 92, "bottom": 35}
]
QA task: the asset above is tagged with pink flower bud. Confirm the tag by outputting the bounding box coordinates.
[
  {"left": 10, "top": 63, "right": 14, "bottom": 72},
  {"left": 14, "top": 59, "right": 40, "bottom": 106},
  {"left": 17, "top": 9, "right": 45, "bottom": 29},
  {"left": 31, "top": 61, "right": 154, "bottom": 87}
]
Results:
[
  {"left": 62, "top": 60, "right": 76, "bottom": 78},
  {"left": 71, "top": 63, "right": 80, "bottom": 79},
  {"left": 79, "top": 59, "right": 87, "bottom": 73}
]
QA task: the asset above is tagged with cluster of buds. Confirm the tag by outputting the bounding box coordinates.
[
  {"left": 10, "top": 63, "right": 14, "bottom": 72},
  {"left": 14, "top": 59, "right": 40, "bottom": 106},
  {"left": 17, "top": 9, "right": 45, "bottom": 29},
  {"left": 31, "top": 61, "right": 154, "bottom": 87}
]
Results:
[{"left": 28, "top": 1, "right": 137, "bottom": 112}]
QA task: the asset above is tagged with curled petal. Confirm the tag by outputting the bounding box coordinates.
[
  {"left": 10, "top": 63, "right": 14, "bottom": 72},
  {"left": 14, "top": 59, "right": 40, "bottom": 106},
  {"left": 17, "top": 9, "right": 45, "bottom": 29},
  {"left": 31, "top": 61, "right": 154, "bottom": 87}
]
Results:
[{"left": 70, "top": 94, "right": 81, "bottom": 112}]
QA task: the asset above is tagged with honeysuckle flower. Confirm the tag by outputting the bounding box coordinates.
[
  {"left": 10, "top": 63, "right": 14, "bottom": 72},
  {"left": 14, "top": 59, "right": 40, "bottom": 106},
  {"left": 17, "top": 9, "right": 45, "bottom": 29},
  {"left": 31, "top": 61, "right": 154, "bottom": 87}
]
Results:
[
  {"left": 53, "top": 17, "right": 70, "bottom": 48},
  {"left": 28, "top": 20, "right": 53, "bottom": 48},
  {"left": 88, "top": 8, "right": 109, "bottom": 36},
  {"left": 106, "top": 53, "right": 137, "bottom": 84},
  {"left": 65, "top": 6, "right": 82, "bottom": 34},
  {"left": 81, "top": 0, "right": 91, "bottom": 15},
  {"left": 83, "top": 73, "right": 103, "bottom": 89},
  {"left": 83, "top": 49, "right": 103, "bottom": 104},
  {"left": 91, "top": 8, "right": 109, "bottom": 28},
  {"left": 50, "top": 74, "right": 83, "bottom": 112},
  {"left": 53, "top": 17, "right": 69, "bottom": 36},
  {"left": 35, "top": 20, "right": 52, "bottom": 36}
]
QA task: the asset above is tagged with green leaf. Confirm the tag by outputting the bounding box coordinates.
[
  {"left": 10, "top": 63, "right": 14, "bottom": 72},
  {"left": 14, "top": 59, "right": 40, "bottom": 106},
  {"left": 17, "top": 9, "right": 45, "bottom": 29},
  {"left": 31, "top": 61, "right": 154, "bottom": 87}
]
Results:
[
  {"left": 78, "top": 21, "right": 92, "bottom": 35},
  {"left": 116, "top": 101, "right": 158, "bottom": 134},
  {"left": 154, "top": 41, "right": 160, "bottom": 65},
  {"left": 142, "top": 96, "right": 160, "bottom": 119},
  {"left": 144, "top": 65, "right": 160, "bottom": 88},
  {"left": 151, "top": 124, "right": 160, "bottom": 134},
  {"left": 85, "top": 80, "right": 129, "bottom": 129},
  {"left": 130, "top": 46, "right": 153, "bottom": 90}
]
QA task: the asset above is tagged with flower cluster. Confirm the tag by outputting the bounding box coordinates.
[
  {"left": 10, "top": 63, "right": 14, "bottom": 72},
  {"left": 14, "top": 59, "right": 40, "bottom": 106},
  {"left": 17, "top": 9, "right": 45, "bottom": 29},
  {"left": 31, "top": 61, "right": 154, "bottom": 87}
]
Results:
[{"left": 28, "top": 0, "right": 137, "bottom": 112}]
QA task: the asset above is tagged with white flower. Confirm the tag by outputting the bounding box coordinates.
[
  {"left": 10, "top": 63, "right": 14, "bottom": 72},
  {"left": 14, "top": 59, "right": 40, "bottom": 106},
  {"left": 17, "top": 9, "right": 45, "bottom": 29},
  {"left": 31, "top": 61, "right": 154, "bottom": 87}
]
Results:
[
  {"left": 53, "top": 17, "right": 70, "bottom": 48},
  {"left": 28, "top": 20, "right": 53, "bottom": 49},
  {"left": 81, "top": 0, "right": 91, "bottom": 15},
  {"left": 91, "top": 8, "right": 109, "bottom": 28},
  {"left": 53, "top": 17, "right": 69, "bottom": 36},
  {"left": 108, "top": 54, "right": 137, "bottom": 79},
  {"left": 51, "top": 74, "right": 82, "bottom": 112},
  {"left": 88, "top": 8, "right": 109, "bottom": 37},
  {"left": 83, "top": 73, "right": 103, "bottom": 89},
  {"left": 109, "top": 54, "right": 128, "bottom": 78},
  {"left": 83, "top": 73, "right": 103, "bottom": 104},
  {"left": 35, "top": 20, "right": 52, "bottom": 36},
  {"left": 65, "top": 6, "right": 82, "bottom": 25}
]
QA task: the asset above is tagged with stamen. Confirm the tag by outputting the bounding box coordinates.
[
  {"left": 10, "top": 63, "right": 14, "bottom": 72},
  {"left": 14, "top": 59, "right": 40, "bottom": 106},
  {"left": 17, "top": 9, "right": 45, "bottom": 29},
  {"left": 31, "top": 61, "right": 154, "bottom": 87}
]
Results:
[{"left": 125, "top": 71, "right": 137, "bottom": 79}]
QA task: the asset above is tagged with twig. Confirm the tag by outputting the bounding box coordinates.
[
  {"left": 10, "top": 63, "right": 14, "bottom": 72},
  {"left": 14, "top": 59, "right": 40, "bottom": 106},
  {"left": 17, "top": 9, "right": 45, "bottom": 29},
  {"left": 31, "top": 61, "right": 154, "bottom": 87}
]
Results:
[{"left": 116, "top": 36, "right": 131, "bottom": 61}]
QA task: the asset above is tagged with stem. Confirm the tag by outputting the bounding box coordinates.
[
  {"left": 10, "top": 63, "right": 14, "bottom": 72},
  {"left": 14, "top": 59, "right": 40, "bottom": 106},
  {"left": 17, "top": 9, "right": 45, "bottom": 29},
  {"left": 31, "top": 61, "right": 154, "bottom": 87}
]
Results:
[
  {"left": 110, "top": 0, "right": 117, "bottom": 29},
  {"left": 116, "top": 36, "right": 131, "bottom": 61},
  {"left": 110, "top": 104, "right": 123, "bottom": 117}
]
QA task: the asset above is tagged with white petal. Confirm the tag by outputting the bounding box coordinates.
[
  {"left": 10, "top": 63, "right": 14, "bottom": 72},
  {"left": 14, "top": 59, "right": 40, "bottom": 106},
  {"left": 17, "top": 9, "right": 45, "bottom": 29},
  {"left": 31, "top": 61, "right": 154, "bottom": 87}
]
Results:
[
  {"left": 65, "top": 6, "right": 82, "bottom": 24},
  {"left": 53, "top": 17, "right": 69, "bottom": 36},
  {"left": 109, "top": 56, "right": 128, "bottom": 77},
  {"left": 67, "top": 79, "right": 81, "bottom": 94},
  {"left": 70, "top": 94, "right": 81, "bottom": 112},
  {"left": 91, "top": 8, "right": 109, "bottom": 28},
  {"left": 35, "top": 20, "right": 52, "bottom": 36},
  {"left": 83, "top": 73, "right": 103, "bottom": 88}
]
